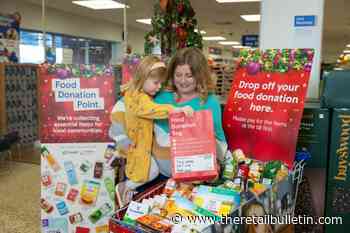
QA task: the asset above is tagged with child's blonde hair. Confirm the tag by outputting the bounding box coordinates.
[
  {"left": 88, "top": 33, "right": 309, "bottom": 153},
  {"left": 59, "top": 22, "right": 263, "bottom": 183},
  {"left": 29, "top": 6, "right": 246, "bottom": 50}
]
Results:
[
  {"left": 166, "top": 47, "right": 215, "bottom": 102},
  {"left": 121, "top": 56, "right": 166, "bottom": 92}
]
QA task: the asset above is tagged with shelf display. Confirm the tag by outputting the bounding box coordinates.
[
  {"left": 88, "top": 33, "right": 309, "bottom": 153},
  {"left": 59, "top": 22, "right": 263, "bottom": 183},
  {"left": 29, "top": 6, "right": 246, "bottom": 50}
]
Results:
[
  {"left": 212, "top": 65, "right": 235, "bottom": 103},
  {"left": 0, "top": 64, "right": 38, "bottom": 145}
]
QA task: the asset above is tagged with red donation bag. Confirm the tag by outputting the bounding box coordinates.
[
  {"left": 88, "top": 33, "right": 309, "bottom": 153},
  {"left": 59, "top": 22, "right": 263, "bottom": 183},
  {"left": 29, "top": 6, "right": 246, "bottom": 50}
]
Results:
[{"left": 169, "top": 110, "right": 218, "bottom": 182}]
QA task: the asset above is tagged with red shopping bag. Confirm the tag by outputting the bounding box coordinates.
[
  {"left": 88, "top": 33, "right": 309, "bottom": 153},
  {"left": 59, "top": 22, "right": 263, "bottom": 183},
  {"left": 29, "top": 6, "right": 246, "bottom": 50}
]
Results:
[{"left": 169, "top": 110, "right": 218, "bottom": 182}]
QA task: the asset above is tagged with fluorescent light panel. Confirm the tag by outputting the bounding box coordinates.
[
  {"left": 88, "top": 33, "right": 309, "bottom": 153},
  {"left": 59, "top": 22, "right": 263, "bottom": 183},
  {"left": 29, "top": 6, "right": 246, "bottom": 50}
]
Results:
[
  {"left": 343, "top": 50, "right": 350, "bottom": 54},
  {"left": 72, "top": 0, "right": 127, "bottom": 10},
  {"left": 219, "top": 41, "right": 240, "bottom": 45},
  {"left": 194, "top": 29, "right": 206, "bottom": 34},
  {"left": 232, "top": 45, "right": 251, "bottom": 49},
  {"left": 203, "top": 36, "right": 226, "bottom": 41},
  {"left": 216, "top": 0, "right": 260, "bottom": 2},
  {"left": 240, "top": 14, "right": 261, "bottom": 22},
  {"left": 136, "top": 18, "right": 152, "bottom": 25}
]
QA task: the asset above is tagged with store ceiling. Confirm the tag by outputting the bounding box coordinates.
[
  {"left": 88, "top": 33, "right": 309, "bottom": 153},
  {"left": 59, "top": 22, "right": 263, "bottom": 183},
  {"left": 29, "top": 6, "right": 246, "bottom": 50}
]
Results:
[{"left": 23, "top": 0, "right": 350, "bottom": 63}]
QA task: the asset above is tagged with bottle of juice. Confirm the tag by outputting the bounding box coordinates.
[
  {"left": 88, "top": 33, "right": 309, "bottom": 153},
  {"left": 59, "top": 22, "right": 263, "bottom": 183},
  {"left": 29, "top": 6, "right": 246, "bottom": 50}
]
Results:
[
  {"left": 41, "top": 146, "right": 61, "bottom": 172},
  {"left": 104, "top": 177, "right": 115, "bottom": 202}
]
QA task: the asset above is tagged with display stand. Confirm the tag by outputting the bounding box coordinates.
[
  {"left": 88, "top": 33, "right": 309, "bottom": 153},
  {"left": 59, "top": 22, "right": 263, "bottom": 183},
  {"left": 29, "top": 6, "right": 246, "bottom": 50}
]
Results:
[{"left": 0, "top": 64, "right": 39, "bottom": 145}]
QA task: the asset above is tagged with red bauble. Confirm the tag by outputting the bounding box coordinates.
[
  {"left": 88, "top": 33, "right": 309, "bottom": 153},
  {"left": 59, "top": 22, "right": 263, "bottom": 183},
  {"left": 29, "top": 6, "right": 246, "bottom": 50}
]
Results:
[
  {"left": 247, "top": 62, "right": 261, "bottom": 75},
  {"left": 177, "top": 2, "right": 184, "bottom": 15},
  {"left": 176, "top": 27, "right": 183, "bottom": 37}
]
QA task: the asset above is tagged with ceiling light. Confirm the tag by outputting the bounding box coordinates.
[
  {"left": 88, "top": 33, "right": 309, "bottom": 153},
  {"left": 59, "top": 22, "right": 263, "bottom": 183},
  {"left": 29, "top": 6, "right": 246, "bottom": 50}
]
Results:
[
  {"left": 203, "top": 36, "right": 226, "bottom": 41},
  {"left": 219, "top": 41, "right": 240, "bottom": 45},
  {"left": 72, "top": 0, "right": 127, "bottom": 10},
  {"left": 194, "top": 29, "right": 206, "bottom": 34},
  {"left": 347, "top": 44, "right": 350, "bottom": 48},
  {"left": 240, "top": 14, "right": 261, "bottom": 22},
  {"left": 136, "top": 18, "right": 152, "bottom": 25},
  {"left": 216, "top": 0, "right": 260, "bottom": 2},
  {"left": 232, "top": 45, "right": 251, "bottom": 49},
  {"left": 343, "top": 50, "right": 350, "bottom": 54}
]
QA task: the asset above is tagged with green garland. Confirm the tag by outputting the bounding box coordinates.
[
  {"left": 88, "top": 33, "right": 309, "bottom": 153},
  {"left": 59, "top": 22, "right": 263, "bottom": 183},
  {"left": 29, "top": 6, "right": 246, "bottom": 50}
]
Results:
[
  {"left": 238, "top": 48, "right": 315, "bottom": 73},
  {"left": 45, "top": 64, "right": 113, "bottom": 79}
]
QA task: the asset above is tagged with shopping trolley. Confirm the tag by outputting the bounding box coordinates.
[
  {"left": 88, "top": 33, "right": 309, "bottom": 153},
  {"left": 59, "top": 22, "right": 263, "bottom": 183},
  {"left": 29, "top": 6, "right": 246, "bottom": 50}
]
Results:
[{"left": 109, "top": 158, "right": 307, "bottom": 233}]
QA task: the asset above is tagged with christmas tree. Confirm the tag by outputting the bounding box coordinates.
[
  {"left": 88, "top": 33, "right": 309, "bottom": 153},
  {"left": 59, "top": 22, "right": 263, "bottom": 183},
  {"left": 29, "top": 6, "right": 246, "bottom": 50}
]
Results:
[{"left": 144, "top": 0, "right": 203, "bottom": 56}]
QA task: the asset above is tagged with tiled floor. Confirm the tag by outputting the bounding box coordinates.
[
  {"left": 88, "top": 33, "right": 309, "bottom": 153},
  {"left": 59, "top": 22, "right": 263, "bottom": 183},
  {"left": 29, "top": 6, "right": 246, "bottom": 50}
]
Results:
[{"left": 0, "top": 162, "right": 40, "bottom": 233}]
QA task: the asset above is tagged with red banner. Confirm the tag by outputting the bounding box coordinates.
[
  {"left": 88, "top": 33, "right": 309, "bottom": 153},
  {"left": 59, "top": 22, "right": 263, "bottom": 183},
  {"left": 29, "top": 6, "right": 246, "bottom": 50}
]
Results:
[
  {"left": 170, "top": 110, "right": 218, "bottom": 182},
  {"left": 39, "top": 64, "right": 115, "bottom": 143},
  {"left": 223, "top": 49, "right": 314, "bottom": 168}
]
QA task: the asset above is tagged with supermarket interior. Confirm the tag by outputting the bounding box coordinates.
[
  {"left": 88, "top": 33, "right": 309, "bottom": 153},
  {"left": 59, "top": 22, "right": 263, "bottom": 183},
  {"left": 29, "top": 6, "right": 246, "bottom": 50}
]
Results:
[{"left": 0, "top": 0, "right": 350, "bottom": 233}]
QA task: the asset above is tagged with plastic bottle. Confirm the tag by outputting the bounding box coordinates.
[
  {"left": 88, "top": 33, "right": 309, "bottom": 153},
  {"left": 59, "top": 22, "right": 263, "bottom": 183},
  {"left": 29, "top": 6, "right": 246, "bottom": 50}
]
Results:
[
  {"left": 104, "top": 177, "right": 115, "bottom": 202},
  {"left": 41, "top": 146, "right": 61, "bottom": 172},
  {"left": 104, "top": 144, "right": 115, "bottom": 160}
]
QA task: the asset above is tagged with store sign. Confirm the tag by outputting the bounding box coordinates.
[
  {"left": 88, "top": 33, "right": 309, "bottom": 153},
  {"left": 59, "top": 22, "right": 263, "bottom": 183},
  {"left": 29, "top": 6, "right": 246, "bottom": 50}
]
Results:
[
  {"left": 294, "top": 15, "right": 316, "bottom": 27},
  {"left": 241, "top": 35, "right": 259, "bottom": 48},
  {"left": 39, "top": 64, "right": 115, "bottom": 143},
  {"left": 223, "top": 49, "right": 315, "bottom": 168}
]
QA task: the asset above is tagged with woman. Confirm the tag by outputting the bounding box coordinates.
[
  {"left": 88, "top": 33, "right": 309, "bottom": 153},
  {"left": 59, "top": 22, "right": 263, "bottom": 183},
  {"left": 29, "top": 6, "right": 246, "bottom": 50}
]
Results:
[
  {"left": 152, "top": 47, "right": 229, "bottom": 177},
  {"left": 110, "top": 48, "right": 229, "bottom": 180}
]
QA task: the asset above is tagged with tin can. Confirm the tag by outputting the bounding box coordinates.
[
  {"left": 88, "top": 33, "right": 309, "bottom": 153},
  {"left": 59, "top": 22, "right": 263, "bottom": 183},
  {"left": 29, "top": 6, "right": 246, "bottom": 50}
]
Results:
[
  {"left": 55, "top": 182, "right": 67, "bottom": 197},
  {"left": 41, "top": 172, "right": 52, "bottom": 187},
  {"left": 66, "top": 188, "right": 79, "bottom": 202},
  {"left": 93, "top": 162, "right": 103, "bottom": 179},
  {"left": 40, "top": 198, "right": 54, "bottom": 213},
  {"left": 69, "top": 212, "right": 83, "bottom": 224}
]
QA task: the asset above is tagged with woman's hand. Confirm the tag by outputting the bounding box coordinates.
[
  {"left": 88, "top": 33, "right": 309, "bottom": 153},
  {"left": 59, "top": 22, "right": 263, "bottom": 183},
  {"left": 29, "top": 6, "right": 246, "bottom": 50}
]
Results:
[{"left": 173, "top": 106, "right": 194, "bottom": 117}]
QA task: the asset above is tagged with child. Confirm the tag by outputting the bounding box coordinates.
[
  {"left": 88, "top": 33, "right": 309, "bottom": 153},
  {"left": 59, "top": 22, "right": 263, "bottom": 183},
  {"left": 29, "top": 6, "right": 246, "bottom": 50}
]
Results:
[{"left": 114, "top": 56, "right": 193, "bottom": 207}]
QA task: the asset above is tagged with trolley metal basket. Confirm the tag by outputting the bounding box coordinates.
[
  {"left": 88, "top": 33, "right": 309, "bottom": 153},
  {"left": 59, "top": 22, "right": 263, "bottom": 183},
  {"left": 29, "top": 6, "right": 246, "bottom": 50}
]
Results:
[{"left": 110, "top": 159, "right": 307, "bottom": 233}]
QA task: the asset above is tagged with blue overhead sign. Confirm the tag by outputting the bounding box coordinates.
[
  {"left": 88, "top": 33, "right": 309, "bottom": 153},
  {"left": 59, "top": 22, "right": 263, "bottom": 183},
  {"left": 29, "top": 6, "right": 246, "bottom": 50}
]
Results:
[
  {"left": 241, "top": 35, "right": 259, "bottom": 48},
  {"left": 294, "top": 15, "right": 316, "bottom": 27}
]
